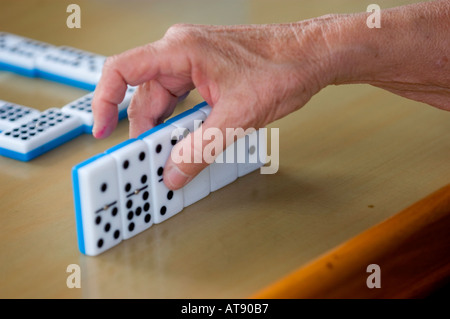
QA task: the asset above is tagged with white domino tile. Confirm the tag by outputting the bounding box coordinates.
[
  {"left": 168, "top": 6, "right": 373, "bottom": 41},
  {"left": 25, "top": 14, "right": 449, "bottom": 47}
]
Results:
[
  {"left": 0, "top": 32, "right": 54, "bottom": 76},
  {"left": 61, "top": 92, "right": 95, "bottom": 132},
  {"left": 236, "top": 129, "right": 267, "bottom": 177},
  {"left": 106, "top": 139, "right": 154, "bottom": 239},
  {"left": 0, "top": 101, "right": 41, "bottom": 132},
  {"left": 166, "top": 109, "right": 211, "bottom": 207},
  {"left": 0, "top": 108, "right": 84, "bottom": 161},
  {"left": 35, "top": 45, "right": 106, "bottom": 90},
  {"left": 72, "top": 153, "right": 123, "bottom": 256},
  {"left": 139, "top": 123, "right": 184, "bottom": 224},
  {"left": 196, "top": 103, "right": 238, "bottom": 191},
  {"left": 61, "top": 85, "right": 136, "bottom": 133}
]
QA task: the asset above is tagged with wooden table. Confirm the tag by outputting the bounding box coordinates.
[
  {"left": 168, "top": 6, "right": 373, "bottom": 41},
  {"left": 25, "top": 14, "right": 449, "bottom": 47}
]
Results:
[{"left": 1, "top": 0, "right": 449, "bottom": 299}]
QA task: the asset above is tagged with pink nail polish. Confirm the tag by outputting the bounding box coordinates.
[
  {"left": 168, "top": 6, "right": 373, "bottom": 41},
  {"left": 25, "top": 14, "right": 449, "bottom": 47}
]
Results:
[{"left": 94, "top": 125, "right": 107, "bottom": 138}]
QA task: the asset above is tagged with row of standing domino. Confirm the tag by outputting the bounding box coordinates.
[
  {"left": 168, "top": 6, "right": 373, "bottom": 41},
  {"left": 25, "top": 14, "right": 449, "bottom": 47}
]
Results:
[{"left": 72, "top": 101, "right": 266, "bottom": 256}]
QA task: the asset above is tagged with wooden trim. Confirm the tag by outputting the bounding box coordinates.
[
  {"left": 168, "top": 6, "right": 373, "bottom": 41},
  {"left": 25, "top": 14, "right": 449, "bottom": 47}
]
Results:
[{"left": 250, "top": 184, "right": 450, "bottom": 299}]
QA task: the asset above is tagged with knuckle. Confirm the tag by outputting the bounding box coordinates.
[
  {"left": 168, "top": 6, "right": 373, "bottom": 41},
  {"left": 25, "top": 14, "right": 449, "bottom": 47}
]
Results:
[
  {"left": 320, "top": 13, "right": 339, "bottom": 20},
  {"left": 164, "top": 23, "right": 197, "bottom": 43},
  {"left": 127, "top": 97, "right": 142, "bottom": 120},
  {"left": 102, "top": 54, "right": 119, "bottom": 72},
  {"left": 165, "top": 23, "right": 189, "bottom": 35},
  {"left": 126, "top": 93, "right": 140, "bottom": 119},
  {"left": 126, "top": 104, "right": 137, "bottom": 119}
]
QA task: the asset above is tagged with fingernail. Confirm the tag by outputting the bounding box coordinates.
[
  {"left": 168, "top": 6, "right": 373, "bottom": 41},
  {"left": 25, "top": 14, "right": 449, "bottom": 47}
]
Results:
[
  {"left": 164, "top": 163, "right": 192, "bottom": 189},
  {"left": 92, "top": 125, "right": 106, "bottom": 139}
]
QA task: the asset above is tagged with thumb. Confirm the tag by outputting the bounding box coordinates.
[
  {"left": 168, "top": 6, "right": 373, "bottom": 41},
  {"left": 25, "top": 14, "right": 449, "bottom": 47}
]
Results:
[{"left": 162, "top": 101, "right": 245, "bottom": 190}]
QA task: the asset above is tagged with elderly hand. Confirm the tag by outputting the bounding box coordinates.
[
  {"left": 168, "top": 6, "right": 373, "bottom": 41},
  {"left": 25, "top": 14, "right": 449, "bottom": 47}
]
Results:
[{"left": 92, "top": 0, "right": 449, "bottom": 190}]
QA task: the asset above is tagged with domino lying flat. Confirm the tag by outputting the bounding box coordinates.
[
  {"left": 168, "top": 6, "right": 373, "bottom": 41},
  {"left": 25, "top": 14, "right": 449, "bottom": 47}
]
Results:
[
  {"left": 0, "top": 108, "right": 84, "bottom": 161},
  {"left": 0, "top": 100, "right": 41, "bottom": 132},
  {"left": 0, "top": 86, "right": 135, "bottom": 161},
  {"left": 72, "top": 101, "right": 267, "bottom": 256},
  {"left": 0, "top": 32, "right": 106, "bottom": 90},
  {"left": 0, "top": 32, "right": 55, "bottom": 77},
  {"left": 61, "top": 85, "right": 136, "bottom": 133},
  {"left": 0, "top": 32, "right": 137, "bottom": 161},
  {"left": 35, "top": 46, "right": 106, "bottom": 91}
]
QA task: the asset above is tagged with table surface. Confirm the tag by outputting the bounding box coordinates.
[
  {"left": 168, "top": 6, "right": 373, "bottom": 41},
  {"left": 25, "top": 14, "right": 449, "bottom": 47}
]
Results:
[{"left": 1, "top": 0, "right": 449, "bottom": 299}]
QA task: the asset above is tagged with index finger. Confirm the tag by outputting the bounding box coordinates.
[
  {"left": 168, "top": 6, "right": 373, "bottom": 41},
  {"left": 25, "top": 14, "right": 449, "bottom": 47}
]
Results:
[{"left": 92, "top": 43, "right": 163, "bottom": 139}]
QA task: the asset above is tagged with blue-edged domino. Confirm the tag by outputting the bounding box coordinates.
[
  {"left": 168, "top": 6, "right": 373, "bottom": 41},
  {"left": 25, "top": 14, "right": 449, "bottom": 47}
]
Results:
[
  {"left": 165, "top": 108, "right": 211, "bottom": 207},
  {"left": 138, "top": 123, "right": 184, "bottom": 224},
  {"left": 0, "top": 108, "right": 83, "bottom": 161},
  {"left": 105, "top": 139, "right": 154, "bottom": 239},
  {"left": 117, "top": 86, "right": 137, "bottom": 121},
  {"left": 236, "top": 128, "right": 267, "bottom": 177},
  {"left": 61, "top": 86, "right": 136, "bottom": 133},
  {"left": 195, "top": 103, "right": 239, "bottom": 192},
  {"left": 195, "top": 101, "right": 266, "bottom": 177},
  {"left": 70, "top": 101, "right": 267, "bottom": 256},
  {"left": 0, "top": 100, "right": 41, "bottom": 132},
  {"left": 60, "top": 92, "right": 95, "bottom": 133},
  {"left": 72, "top": 153, "right": 123, "bottom": 256},
  {"left": 0, "top": 32, "right": 54, "bottom": 77},
  {"left": 35, "top": 45, "right": 106, "bottom": 90}
]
